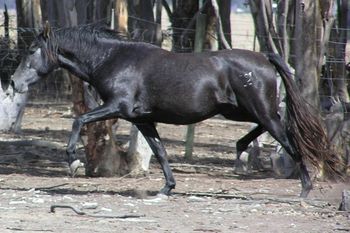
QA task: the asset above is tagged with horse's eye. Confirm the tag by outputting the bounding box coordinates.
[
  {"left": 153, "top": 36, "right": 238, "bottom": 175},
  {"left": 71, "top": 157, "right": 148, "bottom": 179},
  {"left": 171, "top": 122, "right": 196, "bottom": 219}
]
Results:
[
  {"left": 29, "top": 45, "right": 38, "bottom": 55},
  {"left": 29, "top": 48, "right": 36, "bottom": 55}
]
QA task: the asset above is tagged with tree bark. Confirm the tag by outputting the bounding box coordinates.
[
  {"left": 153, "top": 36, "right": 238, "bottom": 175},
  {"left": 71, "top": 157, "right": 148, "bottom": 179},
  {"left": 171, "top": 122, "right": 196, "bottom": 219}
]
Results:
[
  {"left": 327, "top": 0, "right": 349, "bottom": 102},
  {"left": 172, "top": 0, "right": 198, "bottom": 52},
  {"left": 3, "top": 0, "right": 43, "bottom": 133},
  {"left": 276, "top": 0, "right": 295, "bottom": 63},
  {"left": 218, "top": 0, "right": 231, "bottom": 49},
  {"left": 249, "top": 0, "right": 283, "bottom": 55},
  {"left": 114, "top": 0, "right": 154, "bottom": 176},
  {"left": 114, "top": 0, "right": 128, "bottom": 34},
  {"left": 127, "top": 125, "right": 153, "bottom": 176},
  {"left": 16, "top": 0, "right": 42, "bottom": 50},
  {"left": 127, "top": 0, "right": 159, "bottom": 43},
  {"left": 294, "top": 0, "right": 322, "bottom": 107},
  {"left": 319, "top": 0, "right": 350, "bottom": 177},
  {"left": 70, "top": 75, "right": 128, "bottom": 177},
  {"left": 210, "top": 0, "right": 231, "bottom": 49},
  {"left": 40, "top": 0, "right": 127, "bottom": 176},
  {"left": 0, "top": 84, "right": 27, "bottom": 132}
]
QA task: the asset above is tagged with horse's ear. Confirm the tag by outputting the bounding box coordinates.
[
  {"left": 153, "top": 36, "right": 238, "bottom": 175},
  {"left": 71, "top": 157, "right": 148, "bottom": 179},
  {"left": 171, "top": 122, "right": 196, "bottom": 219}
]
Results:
[{"left": 43, "top": 21, "right": 51, "bottom": 39}]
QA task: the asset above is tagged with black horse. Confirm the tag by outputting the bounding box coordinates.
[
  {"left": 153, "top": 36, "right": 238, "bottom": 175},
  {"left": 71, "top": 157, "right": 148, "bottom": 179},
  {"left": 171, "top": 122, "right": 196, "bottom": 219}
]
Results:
[{"left": 11, "top": 23, "right": 341, "bottom": 197}]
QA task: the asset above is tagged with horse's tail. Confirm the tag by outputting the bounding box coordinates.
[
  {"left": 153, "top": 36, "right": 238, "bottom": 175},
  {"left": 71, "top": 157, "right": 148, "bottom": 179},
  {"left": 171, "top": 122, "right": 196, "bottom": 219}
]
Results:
[{"left": 267, "top": 53, "right": 344, "bottom": 180}]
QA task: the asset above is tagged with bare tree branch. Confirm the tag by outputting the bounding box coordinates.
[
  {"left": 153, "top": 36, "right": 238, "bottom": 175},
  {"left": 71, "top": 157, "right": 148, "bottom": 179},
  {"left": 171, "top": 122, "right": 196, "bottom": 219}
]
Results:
[{"left": 211, "top": 0, "right": 231, "bottom": 49}]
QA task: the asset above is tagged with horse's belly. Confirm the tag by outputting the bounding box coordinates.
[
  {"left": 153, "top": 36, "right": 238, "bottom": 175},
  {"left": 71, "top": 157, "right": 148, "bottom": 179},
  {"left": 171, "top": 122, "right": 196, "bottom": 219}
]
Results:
[{"left": 149, "top": 107, "right": 219, "bottom": 125}]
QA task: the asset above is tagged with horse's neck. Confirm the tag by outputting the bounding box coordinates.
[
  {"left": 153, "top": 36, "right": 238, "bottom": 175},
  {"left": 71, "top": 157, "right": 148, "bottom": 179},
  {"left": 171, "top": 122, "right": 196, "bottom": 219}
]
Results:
[
  {"left": 58, "top": 40, "right": 158, "bottom": 82},
  {"left": 57, "top": 53, "right": 90, "bottom": 82},
  {"left": 57, "top": 40, "right": 117, "bottom": 82}
]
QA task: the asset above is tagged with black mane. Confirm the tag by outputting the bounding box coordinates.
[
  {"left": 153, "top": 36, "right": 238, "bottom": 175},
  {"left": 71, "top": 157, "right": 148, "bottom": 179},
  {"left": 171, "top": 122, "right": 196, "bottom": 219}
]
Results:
[
  {"left": 54, "top": 23, "right": 128, "bottom": 42},
  {"left": 39, "top": 23, "right": 128, "bottom": 64}
]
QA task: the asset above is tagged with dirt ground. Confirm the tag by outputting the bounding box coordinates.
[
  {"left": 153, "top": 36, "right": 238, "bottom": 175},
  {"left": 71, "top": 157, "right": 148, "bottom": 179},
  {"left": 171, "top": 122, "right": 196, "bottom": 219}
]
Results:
[{"left": 0, "top": 102, "right": 349, "bottom": 233}]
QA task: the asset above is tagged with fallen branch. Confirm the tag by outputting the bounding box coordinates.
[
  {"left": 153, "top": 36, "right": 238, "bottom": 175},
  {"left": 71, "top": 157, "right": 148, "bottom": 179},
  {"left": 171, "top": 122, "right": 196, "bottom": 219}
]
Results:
[
  {"left": 171, "top": 163, "right": 234, "bottom": 172},
  {"left": 50, "top": 205, "right": 85, "bottom": 215},
  {"left": 50, "top": 204, "right": 145, "bottom": 219},
  {"left": 175, "top": 190, "right": 332, "bottom": 210},
  {"left": 36, "top": 183, "right": 70, "bottom": 191},
  {"left": 175, "top": 191, "right": 249, "bottom": 200}
]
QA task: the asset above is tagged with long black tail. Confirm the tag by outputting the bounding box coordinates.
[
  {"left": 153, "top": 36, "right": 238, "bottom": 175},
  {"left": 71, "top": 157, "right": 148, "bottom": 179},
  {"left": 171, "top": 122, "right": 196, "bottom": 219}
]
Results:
[{"left": 268, "top": 54, "right": 344, "bottom": 180}]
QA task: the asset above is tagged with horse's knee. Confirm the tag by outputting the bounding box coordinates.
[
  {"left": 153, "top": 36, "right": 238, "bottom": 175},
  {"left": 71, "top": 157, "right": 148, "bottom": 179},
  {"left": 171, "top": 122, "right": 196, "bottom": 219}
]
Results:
[
  {"left": 66, "top": 149, "right": 77, "bottom": 164},
  {"left": 236, "top": 140, "right": 249, "bottom": 157},
  {"left": 72, "top": 117, "right": 84, "bottom": 131}
]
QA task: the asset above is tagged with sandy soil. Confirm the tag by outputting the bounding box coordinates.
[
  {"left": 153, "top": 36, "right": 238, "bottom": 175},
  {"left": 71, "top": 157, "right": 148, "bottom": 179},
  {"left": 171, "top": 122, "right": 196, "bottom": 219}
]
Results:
[{"left": 0, "top": 102, "right": 349, "bottom": 233}]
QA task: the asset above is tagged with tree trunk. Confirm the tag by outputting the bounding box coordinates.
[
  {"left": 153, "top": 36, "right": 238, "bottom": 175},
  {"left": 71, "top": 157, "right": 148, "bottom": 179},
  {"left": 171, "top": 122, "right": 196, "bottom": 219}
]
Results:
[
  {"left": 0, "top": 84, "right": 27, "bottom": 132},
  {"left": 16, "top": 0, "right": 42, "bottom": 51},
  {"left": 249, "top": 0, "right": 299, "bottom": 177},
  {"left": 0, "top": 5, "right": 17, "bottom": 90},
  {"left": 218, "top": 0, "right": 231, "bottom": 49},
  {"left": 249, "top": 0, "right": 283, "bottom": 54},
  {"left": 40, "top": 0, "right": 126, "bottom": 176},
  {"left": 319, "top": 0, "right": 350, "bottom": 177},
  {"left": 114, "top": 0, "right": 128, "bottom": 35},
  {"left": 41, "top": 0, "right": 155, "bottom": 177},
  {"left": 2, "top": 0, "right": 43, "bottom": 133},
  {"left": 127, "top": 125, "right": 153, "bottom": 176},
  {"left": 127, "top": 0, "right": 158, "bottom": 43},
  {"left": 172, "top": 0, "right": 198, "bottom": 52},
  {"left": 70, "top": 75, "right": 128, "bottom": 177},
  {"left": 114, "top": 0, "right": 154, "bottom": 176},
  {"left": 203, "top": 2, "right": 218, "bottom": 51},
  {"left": 38, "top": 0, "right": 74, "bottom": 100},
  {"left": 294, "top": 0, "right": 322, "bottom": 107},
  {"left": 276, "top": 0, "right": 295, "bottom": 63},
  {"left": 326, "top": 0, "right": 349, "bottom": 102}
]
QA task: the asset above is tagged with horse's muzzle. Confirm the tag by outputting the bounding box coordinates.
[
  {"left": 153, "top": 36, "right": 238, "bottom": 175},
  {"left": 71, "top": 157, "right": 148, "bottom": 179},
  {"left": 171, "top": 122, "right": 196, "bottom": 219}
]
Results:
[
  {"left": 10, "top": 80, "right": 15, "bottom": 90},
  {"left": 10, "top": 79, "right": 28, "bottom": 94}
]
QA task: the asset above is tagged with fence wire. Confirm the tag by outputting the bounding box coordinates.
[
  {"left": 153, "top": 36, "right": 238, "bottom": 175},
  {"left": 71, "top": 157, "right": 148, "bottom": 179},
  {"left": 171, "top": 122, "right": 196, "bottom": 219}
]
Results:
[{"left": 0, "top": 13, "right": 349, "bottom": 108}]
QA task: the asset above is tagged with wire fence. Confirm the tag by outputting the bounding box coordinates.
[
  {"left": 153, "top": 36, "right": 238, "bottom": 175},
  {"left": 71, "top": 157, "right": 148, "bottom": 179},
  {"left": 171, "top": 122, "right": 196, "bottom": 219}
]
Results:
[{"left": 0, "top": 11, "right": 349, "bottom": 107}]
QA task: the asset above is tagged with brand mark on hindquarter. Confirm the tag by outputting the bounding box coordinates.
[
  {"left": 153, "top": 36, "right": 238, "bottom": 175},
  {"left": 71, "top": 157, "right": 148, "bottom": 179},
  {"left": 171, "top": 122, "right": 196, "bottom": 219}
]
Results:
[{"left": 240, "top": 71, "right": 254, "bottom": 87}]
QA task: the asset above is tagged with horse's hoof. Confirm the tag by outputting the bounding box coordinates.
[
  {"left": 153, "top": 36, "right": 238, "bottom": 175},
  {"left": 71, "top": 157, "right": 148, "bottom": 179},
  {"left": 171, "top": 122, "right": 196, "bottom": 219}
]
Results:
[
  {"left": 156, "top": 193, "right": 169, "bottom": 199},
  {"left": 69, "top": 159, "right": 84, "bottom": 177},
  {"left": 299, "top": 186, "right": 312, "bottom": 198},
  {"left": 159, "top": 185, "right": 174, "bottom": 196},
  {"left": 299, "top": 189, "right": 310, "bottom": 198},
  {"left": 233, "top": 158, "right": 247, "bottom": 174}
]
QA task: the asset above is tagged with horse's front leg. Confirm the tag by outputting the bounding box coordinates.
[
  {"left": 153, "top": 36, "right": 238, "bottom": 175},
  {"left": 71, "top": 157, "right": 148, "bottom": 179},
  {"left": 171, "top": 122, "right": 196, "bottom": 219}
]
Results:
[
  {"left": 135, "top": 123, "right": 176, "bottom": 195},
  {"left": 66, "top": 104, "right": 116, "bottom": 176}
]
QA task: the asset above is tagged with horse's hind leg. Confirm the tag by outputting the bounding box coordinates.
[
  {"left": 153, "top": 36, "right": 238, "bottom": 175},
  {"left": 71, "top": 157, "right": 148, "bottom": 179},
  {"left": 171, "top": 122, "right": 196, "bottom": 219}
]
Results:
[
  {"left": 234, "top": 125, "right": 265, "bottom": 173},
  {"left": 136, "top": 123, "right": 176, "bottom": 195},
  {"left": 262, "top": 118, "right": 312, "bottom": 197}
]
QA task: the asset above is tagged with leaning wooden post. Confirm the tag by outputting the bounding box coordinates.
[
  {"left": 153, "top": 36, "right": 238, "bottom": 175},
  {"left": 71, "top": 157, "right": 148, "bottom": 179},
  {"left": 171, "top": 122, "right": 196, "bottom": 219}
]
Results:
[{"left": 184, "top": 0, "right": 206, "bottom": 160}]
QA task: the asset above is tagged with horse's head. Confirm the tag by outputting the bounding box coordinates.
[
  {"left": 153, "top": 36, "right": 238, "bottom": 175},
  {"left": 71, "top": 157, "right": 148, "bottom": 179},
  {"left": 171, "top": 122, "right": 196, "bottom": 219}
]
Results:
[{"left": 11, "top": 22, "right": 58, "bottom": 93}]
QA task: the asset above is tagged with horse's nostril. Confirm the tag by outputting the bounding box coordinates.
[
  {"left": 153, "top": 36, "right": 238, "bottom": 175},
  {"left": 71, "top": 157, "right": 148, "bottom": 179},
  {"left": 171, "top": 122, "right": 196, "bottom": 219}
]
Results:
[{"left": 10, "top": 80, "right": 15, "bottom": 89}]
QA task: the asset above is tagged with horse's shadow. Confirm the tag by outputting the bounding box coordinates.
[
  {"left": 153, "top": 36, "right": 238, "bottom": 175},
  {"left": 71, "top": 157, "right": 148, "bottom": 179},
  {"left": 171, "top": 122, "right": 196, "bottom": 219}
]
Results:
[{"left": 0, "top": 128, "right": 275, "bottom": 181}]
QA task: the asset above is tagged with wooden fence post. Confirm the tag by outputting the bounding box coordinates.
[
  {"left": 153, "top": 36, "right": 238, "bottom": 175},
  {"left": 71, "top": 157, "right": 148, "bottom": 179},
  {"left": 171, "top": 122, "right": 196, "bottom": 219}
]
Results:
[{"left": 184, "top": 0, "right": 206, "bottom": 160}]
